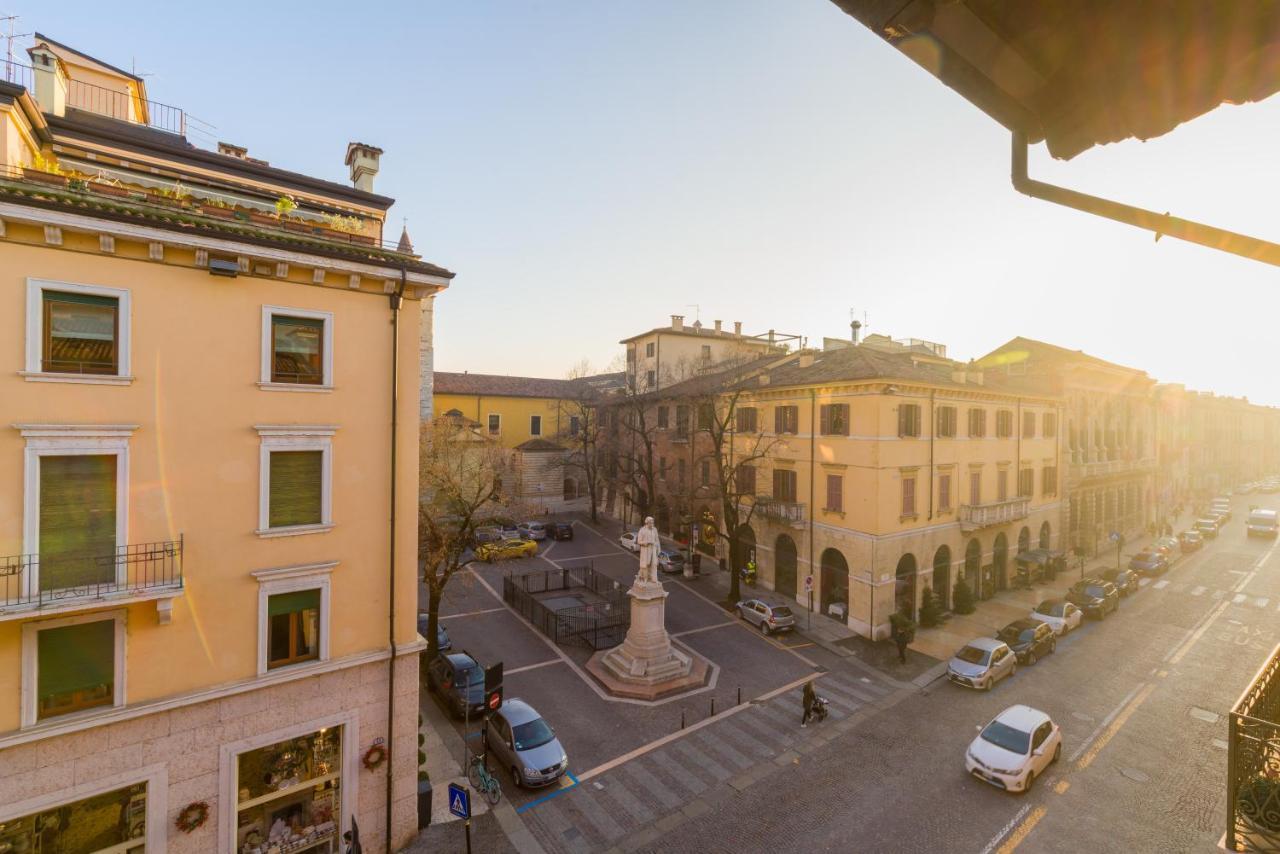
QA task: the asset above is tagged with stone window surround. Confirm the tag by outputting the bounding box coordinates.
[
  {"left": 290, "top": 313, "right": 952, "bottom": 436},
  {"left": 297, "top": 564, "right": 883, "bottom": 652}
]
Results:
[
  {"left": 255, "top": 425, "right": 337, "bottom": 538},
  {"left": 20, "top": 609, "right": 127, "bottom": 728},
  {"left": 259, "top": 304, "right": 335, "bottom": 392},
  {"left": 22, "top": 277, "right": 134, "bottom": 385},
  {"left": 252, "top": 561, "right": 336, "bottom": 676}
]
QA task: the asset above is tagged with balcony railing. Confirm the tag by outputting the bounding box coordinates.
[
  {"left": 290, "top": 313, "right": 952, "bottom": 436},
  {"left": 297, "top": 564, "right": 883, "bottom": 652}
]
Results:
[
  {"left": 958, "top": 497, "right": 1030, "bottom": 532},
  {"left": 754, "top": 497, "right": 807, "bottom": 526},
  {"left": 0, "top": 538, "right": 183, "bottom": 613},
  {"left": 1, "top": 59, "right": 34, "bottom": 91},
  {"left": 66, "top": 77, "right": 190, "bottom": 137},
  {"left": 1228, "top": 642, "right": 1280, "bottom": 851}
]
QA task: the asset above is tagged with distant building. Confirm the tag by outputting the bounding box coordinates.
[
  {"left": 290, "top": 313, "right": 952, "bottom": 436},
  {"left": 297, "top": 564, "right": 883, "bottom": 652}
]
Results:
[{"left": 622, "top": 315, "right": 800, "bottom": 392}]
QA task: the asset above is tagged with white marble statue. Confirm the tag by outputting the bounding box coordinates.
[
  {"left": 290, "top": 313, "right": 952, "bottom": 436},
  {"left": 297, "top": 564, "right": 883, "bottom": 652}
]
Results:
[{"left": 636, "top": 516, "right": 660, "bottom": 583}]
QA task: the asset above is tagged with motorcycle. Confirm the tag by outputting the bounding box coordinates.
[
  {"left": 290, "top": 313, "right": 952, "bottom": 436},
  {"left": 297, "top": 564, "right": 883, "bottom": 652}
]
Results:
[{"left": 810, "top": 696, "right": 829, "bottom": 723}]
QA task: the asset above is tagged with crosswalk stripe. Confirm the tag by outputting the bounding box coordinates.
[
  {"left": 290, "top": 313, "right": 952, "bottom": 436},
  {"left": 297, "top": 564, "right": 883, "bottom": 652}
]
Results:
[
  {"left": 529, "top": 797, "right": 594, "bottom": 854},
  {"left": 1213, "top": 589, "right": 1226, "bottom": 600},
  {"left": 650, "top": 750, "right": 709, "bottom": 795},
  {"left": 816, "top": 679, "right": 872, "bottom": 709},
  {"left": 731, "top": 707, "right": 795, "bottom": 750},
  {"left": 715, "top": 717, "right": 780, "bottom": 759},
  {"left": 1233, "top": 593, "right": 1248, "bottom": 605},
  {"left": 564, "top": 788, "right": 627, "bottom": 843},
  {"left": 1191, "top": 586, "right": 1206, "bottom": 596},
  {"left": 692, "top": 729, "right": 755, "bottom": 771},
  {"left": 594, "top": 770, "right": 656, "bottom": 827},
  {"left": 1258, "top": 598, "right": 1271, "bottom": 609},
  {"left": 753, "top": 699, "right": 800, "bottom": 729},
  {"left": 619, "top": 759, "right": 686, "bottom": 810},
  {"left": 1153, "top": 579, "right": 1169, "bottom": 589},
  {"left": 669, "top": 739, "right": 733, "bottom": 781}
]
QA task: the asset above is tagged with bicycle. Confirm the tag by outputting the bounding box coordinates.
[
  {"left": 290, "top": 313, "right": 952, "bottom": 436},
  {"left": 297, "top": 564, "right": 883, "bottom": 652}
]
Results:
[{"left": 467, "top": 753, "right": 502, "bottom": 805}]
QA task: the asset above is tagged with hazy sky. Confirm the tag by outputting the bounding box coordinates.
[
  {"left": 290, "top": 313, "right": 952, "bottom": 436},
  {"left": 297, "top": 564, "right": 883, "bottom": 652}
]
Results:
[{"left": 22, "top": 2, "right": 1280, "bottom": 402}]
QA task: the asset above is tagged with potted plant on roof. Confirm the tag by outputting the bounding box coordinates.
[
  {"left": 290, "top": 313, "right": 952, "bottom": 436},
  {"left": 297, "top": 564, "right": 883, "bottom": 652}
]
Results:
[
  {"left": 198, "top": 198, "right": 237, "bottom": 220},
  {"left": 88, "top": 178, "right": 133, "bottom": 199},
  {"left": 23, "top": 153, "right": 69, "bottom": 187},
  {"left": 247, "top": 206, "right": 277, "bottom": 226}
]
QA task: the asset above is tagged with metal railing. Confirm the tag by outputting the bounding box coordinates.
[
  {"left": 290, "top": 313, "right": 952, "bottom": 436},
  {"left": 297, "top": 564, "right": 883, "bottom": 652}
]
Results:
[
  {"left": 502, "top": 562, "right": 630, "bottom": 650},
  {"left": 958, "top": 497, "right": 1031, "bottom": 532},
  {"left": 1, "top": 59, "right": 34, "bottom": 90},
  {"left": 755, "top": 497, "right": 806, "bottom": 525},
  {"left": 67, "top": 77, "right": 188, "bottom": 136},
  {"left": 0, "top": 537, "right": 183, "bottom": 611},
  {"left": 1228, "top": 642, "right": 1280, "bottom": 851}
]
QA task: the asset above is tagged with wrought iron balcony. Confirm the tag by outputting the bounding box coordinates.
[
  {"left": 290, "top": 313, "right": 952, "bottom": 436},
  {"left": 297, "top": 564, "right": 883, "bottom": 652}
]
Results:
[
  {"left": 0, "top": 538, "right": 183, "bottom": 620},
  {"left": 754, "top": 497, "right": 807, "bottom": 527},
  {"left": 1227, "top": 641, "right": 1280, "bottom": 851},
  {"left": 958, "top": 497, "right": 1030, "bottom": 532}
]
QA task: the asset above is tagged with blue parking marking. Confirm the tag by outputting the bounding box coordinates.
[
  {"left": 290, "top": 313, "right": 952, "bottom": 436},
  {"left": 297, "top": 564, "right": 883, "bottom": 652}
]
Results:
[{"left": 515, "top": 771, "right": 580, "bottom": 814}]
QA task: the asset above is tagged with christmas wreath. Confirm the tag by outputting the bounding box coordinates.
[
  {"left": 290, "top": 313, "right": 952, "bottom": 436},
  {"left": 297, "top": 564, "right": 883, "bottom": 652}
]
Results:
[
  {"left": 362, "top": 744, "right": 387, "bottom": 771},
  {"left": 175, "top": 800, "right": 209, "bottom": 833}
]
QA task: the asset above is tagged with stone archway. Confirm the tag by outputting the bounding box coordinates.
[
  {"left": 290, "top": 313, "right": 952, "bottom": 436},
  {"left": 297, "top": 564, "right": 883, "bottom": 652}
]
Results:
[
  {"left": 932, "top": 545, "right": 951, "bottom": 611},
  {"left": 1017, "top": 526, "right": 1031, "bottom": 557},
  {"left": 895, "top": 553, "right": 918, "bottom": 621},
  {"left": 993, "top": 533, "right": 1009, "bottom": 591},
  {"left": 1039, "top": 521, "right": 1051, "bottom": 550},
  {"left": 563, "top": 478, "right": 577, "bottom": 501},
  {"left": 964, "top": 538, "right": 981, "bottom": 585},
  {"left": 731, "top": 524, "right": 756, "bottom": 572},
  {"left": 775, "top": 534, "right": 798, "bottom": 598},
  {"left": 820, "top": 548, "right": 848, "bottom": 618}
]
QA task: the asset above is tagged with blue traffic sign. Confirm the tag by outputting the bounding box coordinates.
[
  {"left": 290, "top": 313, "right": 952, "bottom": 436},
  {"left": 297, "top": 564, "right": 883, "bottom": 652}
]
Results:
[{"left": 448, "top": 783, "right": 471, "bottom": 819}]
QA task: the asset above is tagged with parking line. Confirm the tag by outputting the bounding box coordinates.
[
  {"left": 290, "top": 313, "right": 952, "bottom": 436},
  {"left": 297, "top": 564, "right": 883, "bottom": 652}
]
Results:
[
  {"left": 671, "top": 622, "right": 736, "bottom": 638},
  {"left": 674, "top": 579, "right": 818, "bottom": 668},
  {"left": 506, "top": 659, "right": 564, "bottom": 675},
  {"left": 439, "top": 607, "right": 508, "bottom": 620},
  {"left": 980, "top": 805, "right": 1032, "bottom": 854},
  {"left": 549, "top": 552, "right": 631, "bottom": 563},
  {"left": 996, "top": 806, "right": 1047, "bottom": 854},
  {"left": 515, "top": 771, "right": 581, "bottom": 814},
  {"left": 1168, "top": 600, "right": 1230, "bottom": 665},
  {"left": 1069, "top": 683, "right": 1142, "bottom": 763},
  {"left": 1075, "top": 682, "right": 1157, "bottom": 770}
]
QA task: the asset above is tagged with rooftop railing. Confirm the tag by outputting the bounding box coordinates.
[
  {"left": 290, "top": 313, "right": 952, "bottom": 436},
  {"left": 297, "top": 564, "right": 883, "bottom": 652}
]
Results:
[{"left": 67, "top": 77, "right": 188, "bottom": 136}]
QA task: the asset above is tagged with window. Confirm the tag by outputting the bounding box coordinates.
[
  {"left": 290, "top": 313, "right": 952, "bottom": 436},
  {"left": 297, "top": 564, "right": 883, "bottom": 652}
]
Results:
[
  {"left": 737, "top": 464, "right": 756, "bottom": 495},
  {"left": 1, "top": 778, "right": 155, "bottom": 851},
  {"left": 1043, "top": 413, "right": 1058, "bottom": 438},
  {"left": 267, "top": 588, "right": 321, "bottom": 669},
  {"left": 646, "top": 370, "right": 656, "bottom": 388},
  {"left": 898, "top": 404, "right": 921, "bottom": 438},
  {"left": 676, "top": 458, "right": 687, "bottom": 489},
  {"left": 646, "top": 342, "right": 655, "bottom": 357},
  {"left": 1019, "top": 467, "right": 1034, "bottom": 497},
  {"left": 775, "top": 405, "right": 799, "bottom": 434},
  {"left": 970, "top": 471, "right": 981, "bottom": 505},
  {"left": 658, "top": 406, "right": 669, "bottom": 429},
  {"left": 937, "top": 406, "right": 957, "bottom": 438},
  {"left": 701, "top": 344, "right": 712, "bottom": 360},
  {"left": 1043, "top": 465, "right": 1058, "bottom": 496},
  {"left": 26, "top": 279, "right": 132, "bottom": 382},
  {"left": 996, "top": 410, "right": 1013, "bottom": 438},
  {"left": 902, "top": 475, "right": 917, "bottom": 517},
  {"left": 773, "top": 469, "right": 798, "bottom": 502},
  {"left": 39, "top": 454, "right": 118, "bottom": 591},
  {"left": 697, "top": 403, "right": 714, "bottom": 431},
  {"left": 997, "top": 469, "right": 1009, "bottom": 501},
  {"left": 257, "top": 426, "right": 335, "bottom": 536},
  {"left": 23, "top": 611, "right": 125, "bottom": 726},
  {"left": 530, "top": 415, "right": 542, "bottom": 436},
  {"left": 659, "top": 456, "right": 668, "bottom": 480},
  {"left": 969, "top": 408, "right": 987, "bottom": 438},
  {"left": 675, "top": 405, "right": 690, "bottom": 437},
  {"left": 261, "top": 306, "right": 333, "bottom": 389},
  {"left": 487, "top": 414, "right": 501, "bottom": 435},
  {"left": 700, "top": 460, "right": 711, "bottom": 486},
  {"left": 1023, "top": 412, "right": 1036, "bottom": 438},
  {"left": 736, "top": 407, "right": 758, "bottom": 433},
  {"left": 627, "top": 346, "right": 636, "bottom": 363},
  {"left": 825, "top": 474, "right": 843, "bottom": 512},
  {"left": 234, "top": 726, "right": 346, "bottom": 853},
  {"left": 821, "top": 403, "right": 850, "bottom": 436},
  {"left": 938, "top": 473, "right": 952, "bottom": 511},
  {"left": 569, "top": 415, "right": 580, "bottom": 436}
]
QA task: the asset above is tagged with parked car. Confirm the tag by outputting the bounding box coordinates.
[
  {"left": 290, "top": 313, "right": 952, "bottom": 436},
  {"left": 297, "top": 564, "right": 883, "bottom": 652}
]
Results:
[
  {"left": 484, "top": 698, "right": 569, "bottom": 788},
  {"left": 1179, "top": 529, "right": 1204, "bottom": 552},
  {"left": 658, "top": 550, "right": 685, "bottom": 573},
  {"left": 996, "top": 619, "right": 1057, "bottom": 665},
  {"left": 417, "top": 613, "right": 452, "bottom": 652},
  {"left": 1029, "top": 599, "right": 1083, "bottom": 636},
  {"left": 1206, "top": 510, "right": 1228, "bottom": 529},
  {"left": 1101, "top": 567, "right": 1140, "bottom": 595},
  {"left": 475, "top": 538, "right": 537, "bottom": 562},
  {"left": 619, "top": 532, "right": 640, "bottom": 552},
  {"left": 947, "top": 638, "right": 1017, "bottom": 691},
  {"left": 1247, "top": 508, "right": 1279, "bottom": 538},
  {"left": 1128, "top": 550, "right": 1169, "bottom": 576},
  {"left": 1194, "top": 518, "right": 1220, "bottom": 539},
  {"left": 965, "top": 705, "right": 1062, "bottom": 793},
  {"left": 1067, "top": 578, "right": 1120, "bottom": 619},
  {"left": 518, "top": 521, "right": 548, "bottom": 541},
  {"left": 1260, "top": 482, "right": 1280, "bottom": 495},
  {"left": 426, "top": 651, "right": 486, "bottom": 718},
  {"left": 1212, "top": 501, "right": 1233, "bottom": 522},
  {"left": 474, "top": 526, "right": 504, "bottom": 546},
  {"left": 548, "top": 521, "right": 574, "bottom": 541},
  {"left": 736, "top": 598, "right": 796, "bottom": 634}
]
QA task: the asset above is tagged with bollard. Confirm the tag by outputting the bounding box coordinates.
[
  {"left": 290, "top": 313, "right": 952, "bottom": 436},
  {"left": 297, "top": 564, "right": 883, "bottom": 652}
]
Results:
[
  {"left": 710, "top": 697, "right": 716, "bottom": 716},
  {"left": 680, "top": 709, "right": 685, "bottom": 730},
  {"left": 737, "top": 686, "right": 742, "bottom": 706}
]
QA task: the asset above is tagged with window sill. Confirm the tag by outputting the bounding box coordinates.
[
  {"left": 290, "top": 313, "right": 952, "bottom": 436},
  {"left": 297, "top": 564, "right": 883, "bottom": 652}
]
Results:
[
  {"left": 256, "top": 523, "right": 334, "bottom": 539},
  {"left": 23, "top": 702, "right": 123, "bottom": 731},
  {"left": 19, "top": 371, "right": 134, "bottom": 386},
  {"left": 823, "top": 508, "right": 845, "bottom": 517},
  {"left": 900, "top": 513, "right": 919, "bottom": 522},
  {"left": 257, "top": 381, "right": 334, "bottom": 393}
]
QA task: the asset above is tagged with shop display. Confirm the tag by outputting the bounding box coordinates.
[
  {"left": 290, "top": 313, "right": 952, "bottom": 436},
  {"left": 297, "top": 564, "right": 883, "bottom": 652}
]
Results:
[
  {"left": 0, "top": 783, "right": 145, "bottom": 853},
  {"left": 236, "top": 727, "right": 343, "bottom": 854}
]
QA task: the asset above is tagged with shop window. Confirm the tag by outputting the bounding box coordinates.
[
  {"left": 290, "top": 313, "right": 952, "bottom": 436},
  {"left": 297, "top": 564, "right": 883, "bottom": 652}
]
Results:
[
  {"left": 267, "top": 588, "right": 322, "bottom": 669},
  {"left": 235, "top": 728, "right": 343, "bottom": 853},
  {"left": 0, "top": 782, "right": 148, "bottom": 851}
]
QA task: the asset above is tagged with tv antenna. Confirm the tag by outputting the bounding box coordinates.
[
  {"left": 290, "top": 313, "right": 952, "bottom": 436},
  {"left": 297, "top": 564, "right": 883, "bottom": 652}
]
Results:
[
  {"left": 1, "top": 14, "right": 31, "bottom": 83},
  {"left": 685, "top": 304, "right": 701, "bottom": 323}
]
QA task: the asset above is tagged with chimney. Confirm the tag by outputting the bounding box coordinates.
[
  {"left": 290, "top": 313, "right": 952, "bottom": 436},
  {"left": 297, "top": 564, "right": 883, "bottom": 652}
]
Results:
[
  {"left": 714, "top": 319, "right": 722, "bottom": 334},
  {"left": 768, "top": 329, "right": 776, "bottom": 345},
  {"left": 28, "top": 43, "right": 67, "bottom": 117},
  {"left": 798, "top": 353, "right": 815, "bottom": 368},
  {"left": 345, "top": 142, "right": 384, "bottom": 193},
  {"left": 218, "top": 141, "right": 249, "bottom": 159},
  {"left": 671, "top": 315, "right": 684, "bottom": 332},
  {"left": 851, "top": 319, "right": 862, "bottom": 345},
  {"left": 734, "top": 321, "right": 742, "bottom": 337}
]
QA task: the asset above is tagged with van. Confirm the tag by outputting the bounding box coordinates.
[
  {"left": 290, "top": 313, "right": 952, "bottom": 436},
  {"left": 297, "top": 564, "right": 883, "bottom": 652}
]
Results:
[{"left": 1247, "top": 509, "right": 1278, "bottom": 538}]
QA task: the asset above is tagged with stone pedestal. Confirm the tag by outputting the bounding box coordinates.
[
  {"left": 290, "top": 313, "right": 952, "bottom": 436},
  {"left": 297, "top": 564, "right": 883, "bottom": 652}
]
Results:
[{"left": 586, "top": 578, "right": 710, "bottom": 700}]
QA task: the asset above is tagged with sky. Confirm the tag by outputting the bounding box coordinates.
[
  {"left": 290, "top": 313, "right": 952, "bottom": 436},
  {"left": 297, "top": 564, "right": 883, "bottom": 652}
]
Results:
[{"left": 16, "top": 1, "right": 1280, "bottom": 403}]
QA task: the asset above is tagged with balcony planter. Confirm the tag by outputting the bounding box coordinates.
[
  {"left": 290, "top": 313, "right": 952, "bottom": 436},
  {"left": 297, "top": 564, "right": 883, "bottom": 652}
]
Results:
[
  {"left": 89, "top": 182, "right": 133, "bottom": 199},
  {"left": 247, "top": 211, "right": 278, "bottom": 226},
  {"left": 22, "top": 168, "right": 68, "bottom": 188},
  {"left": 199, "top": 204, "right": 237, "bottom": 220},
  {"left": 349, "top": 233, "right": 376, "bottom": 246},
  {"left": 283, "top": 220, "right": 314, "bottom": 234}
]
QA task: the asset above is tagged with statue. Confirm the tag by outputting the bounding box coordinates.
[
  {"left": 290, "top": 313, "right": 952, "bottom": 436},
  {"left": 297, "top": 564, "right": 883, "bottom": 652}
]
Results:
[{"left": 636, "top": 516, "right": 660, "bottom": 584}]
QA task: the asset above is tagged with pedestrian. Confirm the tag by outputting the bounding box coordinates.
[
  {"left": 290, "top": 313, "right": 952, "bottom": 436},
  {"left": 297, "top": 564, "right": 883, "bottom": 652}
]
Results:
[
  {"left": 894, "top": 626, "right": 909, "bottom": 663},
  {"left": 801, "top": 679, "right": 816, "bottom": 727}
]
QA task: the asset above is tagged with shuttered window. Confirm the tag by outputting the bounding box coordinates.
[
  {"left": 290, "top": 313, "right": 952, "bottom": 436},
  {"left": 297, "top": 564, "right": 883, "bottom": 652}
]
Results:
[
  {"left": 271, "top": 315, "right": 324, "bottom": 384},
  {"left": 998, "top": 469, "right": 1009, "bottom": 500},
  {"left": 902, "top": 476, "right": 917, "bottom": 516},
  {"left": 43, "top": 291, "right": 119, "bottom": 375},
  {"left": 268, "top": 451, "right": 323, "bottom": 528},
  {"left": 825, "top": 474, "right": 843, "bottom": 512},
  {"left": 657, "top": 406, "right": 669, "bottom": 429},
  {"left": 969, "top": 409, "right": 986, "bottom": 438},
  {"left": 1019, "top": 468, "right": 1034, "bottom": 496},
  {"left": 821, "top": 404, "right": 850, "bottom": 436},
  {"left": 1043, "top": 465, "right": 1058, "bottom": 496},
  {"left": 773, "top": 469, "right": 797, "bottom": 502},
  {"left": 530, "top": 415, "right": 542, "bottom": 436},
  {"left": 937, "top": 406, "right": 957, "bottom": 438},
  {"left": 775, "top": 406, "right": 798, "bottom": 434},
  {"left": 938, "top": 473, "right": 952, "bottom": 511},
  {"left": 996, "top": 410, "right": 1013, "bottom": 438},
  {"left": 1043, "top": 413, "right": 1058, "bottom": 437},
  {"left": 1023, "top": 412, "right": 1036, "bottom": 438},
  {"left": 676, "top": 406, "right": 690, "bottom": 437},
  {"left": 898, "top": 404, "right": 921, "bottom": 438},
  {"left": 267, "top": 589, "right": 321, "bottom": 669},
  {"left": 37, "top": 619, "right": 115, "bottom": 720},
  {"left": 736, "top": 407, "right": 758, "bottom": 433},
  {"left": 737, "top": 464, "right": 756, "bottom": 495},
  {"left": 970, "top": 471, "right": 982, "bottom": 504},
  {"left": 40, "top": 455, "right": 116, "bottom": 591}
]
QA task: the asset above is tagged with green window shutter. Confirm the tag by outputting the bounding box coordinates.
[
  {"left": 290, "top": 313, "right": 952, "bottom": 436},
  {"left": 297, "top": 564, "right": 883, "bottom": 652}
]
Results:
[
  {"left": 40, "top": 455, "right": 117, "bottom": 591},
  {"left": 268, "top": 588, "right": 321, "bottom": 617},
  {"left": 269, "top": 451, "right": 323, "bottom": 528},
  {"left": 38, "top": 620, "right": 114, "bottom": 705}
]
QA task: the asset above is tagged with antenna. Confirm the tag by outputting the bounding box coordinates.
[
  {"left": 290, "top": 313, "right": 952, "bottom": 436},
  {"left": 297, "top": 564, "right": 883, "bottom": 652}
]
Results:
[
  {"left": 685, "top": 304, "right": 700, "bottom": 323},
  {"left": 1, "top": 14, "right": 31, "bottom": 83}
]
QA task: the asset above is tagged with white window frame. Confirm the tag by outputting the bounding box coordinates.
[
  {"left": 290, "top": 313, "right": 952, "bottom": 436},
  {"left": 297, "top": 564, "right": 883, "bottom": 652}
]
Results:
[
  {"left": 0, "top": 763, "right": 166, "bottom": 851},
  {"left": 487, "top": 413, "right": 501, "bottom": 435},
  {"left": 259, "top": 305, "right": 334, "bottom": 391},
  {"left": 18, "top": 424, "right": 135, "bottom": 594},
  {"left": 21, "top": 609, "right": 127, "bottom": 728},
  {"left": 252, "top": 561, "right": 335, "bottom": 676},
  {"left": 23, "top": 278, "right": 133, "bottom": 385},
  {"left": 530, "top": 414, "right": 542, "bottom": 436},
  {"left": 256, "top": 425, "right": 337, "bottom": 538}
]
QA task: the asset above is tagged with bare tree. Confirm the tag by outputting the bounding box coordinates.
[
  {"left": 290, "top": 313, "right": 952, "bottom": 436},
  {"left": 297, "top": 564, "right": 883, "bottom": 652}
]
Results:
[
  {"left": 557, "top": 361, "right": 605, "bottom": 522},
  {"left": 606, "top": 388, "right": 661, "bottom": 528},
  {"left": 418, "top": 415, "right": 512, "bottom": 660}
]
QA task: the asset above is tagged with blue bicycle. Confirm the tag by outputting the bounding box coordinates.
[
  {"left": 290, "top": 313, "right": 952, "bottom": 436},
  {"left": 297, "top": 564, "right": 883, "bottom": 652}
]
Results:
[{"left": 468, "top": 753, "right": 502, "bottom": 805}]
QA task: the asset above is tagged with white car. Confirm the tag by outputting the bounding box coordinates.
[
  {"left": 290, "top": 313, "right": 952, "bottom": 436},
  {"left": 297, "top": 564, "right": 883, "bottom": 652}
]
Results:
[
  {"left": 1028, "top": 599, "right": 1083, "bottom": 636},
  {"left": 619, "top": 532, "right": 639, "bottom": 552},
  {"left": 518, "top": 521, "right": 547, "bottom": 541},
  {"left": 966, "top": 705, "right": 1062, "bottom": 793},
  {"left": 657, "top": 550, "right": 685, "bottom": 573}
]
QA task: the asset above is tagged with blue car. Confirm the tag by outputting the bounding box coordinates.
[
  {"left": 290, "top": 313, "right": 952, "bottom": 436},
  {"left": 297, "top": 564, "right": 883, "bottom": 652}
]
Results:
[
  {"left": 417, "top": 613, "right": 451, "bottom": 651},
  {"left": 1128, "top": 551, "right": 1168, "bottom": 576}
]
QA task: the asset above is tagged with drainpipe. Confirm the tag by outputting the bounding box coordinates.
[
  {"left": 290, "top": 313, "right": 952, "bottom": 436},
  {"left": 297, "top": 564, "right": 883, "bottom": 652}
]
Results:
[
  {"left": 385, "top": 267, "right": 407, "bottom": 853},
  {"left": 1011, "top": 131, "right": 1280, "bottom": 269},
  {"left": 928, "top": 390, "right": 936, "bottom": 520},
  {"left": 808, "top": 389, "right": 816, "bottom": 621}
]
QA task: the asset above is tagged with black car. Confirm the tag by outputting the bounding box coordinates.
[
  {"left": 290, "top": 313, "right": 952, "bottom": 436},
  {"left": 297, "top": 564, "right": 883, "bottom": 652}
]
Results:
[
  {"left": 426, "top": 652, "right": 487, "bottom": 718},
  {"left": 548, "top": 522, "right": 574, "bottom": 541},
  {"left": 1067, "top": 578, "right": 1120, "bottom": 619},
  {"left": 417, "top": 613, "right": 451, "bottom": 652},
  {"left": 1101, "top": 567, "right": 1140, "bottom": 596},
  {"left": 996, "top": 619, "right": 1057, "bottom": 665}
]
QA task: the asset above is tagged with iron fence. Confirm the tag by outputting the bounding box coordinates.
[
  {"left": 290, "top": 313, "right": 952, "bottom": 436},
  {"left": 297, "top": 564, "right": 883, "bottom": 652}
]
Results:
[
  {"left": 1, "top": 59, "right": 33, "bottom": 90},
  {"left": 0, "top": 537, "right": 183, "bottom": 611},
  {"left": 1229, "top": 641, "right": 1280, "bottom": 851},
  {"left": 502, "top": 562, "right": 630, "bottom": 650},
  {"left": 67, "top": 77, "right": 188, "bottom": 136}
]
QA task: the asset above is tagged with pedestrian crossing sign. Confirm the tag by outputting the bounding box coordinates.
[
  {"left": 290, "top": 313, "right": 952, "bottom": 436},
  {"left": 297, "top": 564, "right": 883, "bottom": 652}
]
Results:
[{"left": 448, "top": 783, "right": 471, "bottom": 819}]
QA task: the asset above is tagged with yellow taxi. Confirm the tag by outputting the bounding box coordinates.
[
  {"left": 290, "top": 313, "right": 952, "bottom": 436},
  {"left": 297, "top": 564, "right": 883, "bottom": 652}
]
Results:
[{"left": 475, "top": 537, "right": 537, "bottom": 562}]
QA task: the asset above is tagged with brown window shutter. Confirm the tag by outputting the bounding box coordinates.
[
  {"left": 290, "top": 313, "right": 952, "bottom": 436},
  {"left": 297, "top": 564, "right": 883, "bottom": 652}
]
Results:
[
  {"left": 269, "top": 451, "right": 324, "bottom": 528},
  {"left": 39, "top": 455, "right": 117, "bottom": 591}
]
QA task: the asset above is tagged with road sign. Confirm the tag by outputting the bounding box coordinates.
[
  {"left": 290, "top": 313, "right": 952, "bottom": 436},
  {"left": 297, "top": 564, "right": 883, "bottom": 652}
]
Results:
[
  {"left": 485, "top": 661, "right": 504, "bottom": 712},
  {"left": 448, "top": 783, "right": 471, "bottom": 819},
  {"left": 803, "top": 575, "right": 814, "bottom": 593}
]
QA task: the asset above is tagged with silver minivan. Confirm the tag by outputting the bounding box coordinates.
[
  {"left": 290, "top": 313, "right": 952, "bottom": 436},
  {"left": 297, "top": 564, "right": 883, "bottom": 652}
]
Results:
[{"left": 484, "top": 698, "right": 568, "bottom": 788}]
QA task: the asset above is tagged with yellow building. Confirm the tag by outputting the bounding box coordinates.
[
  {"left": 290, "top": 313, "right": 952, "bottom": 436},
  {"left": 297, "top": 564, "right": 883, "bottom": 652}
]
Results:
[{"left": 0, "top": 35, "right": 451, "bottom": 852}]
